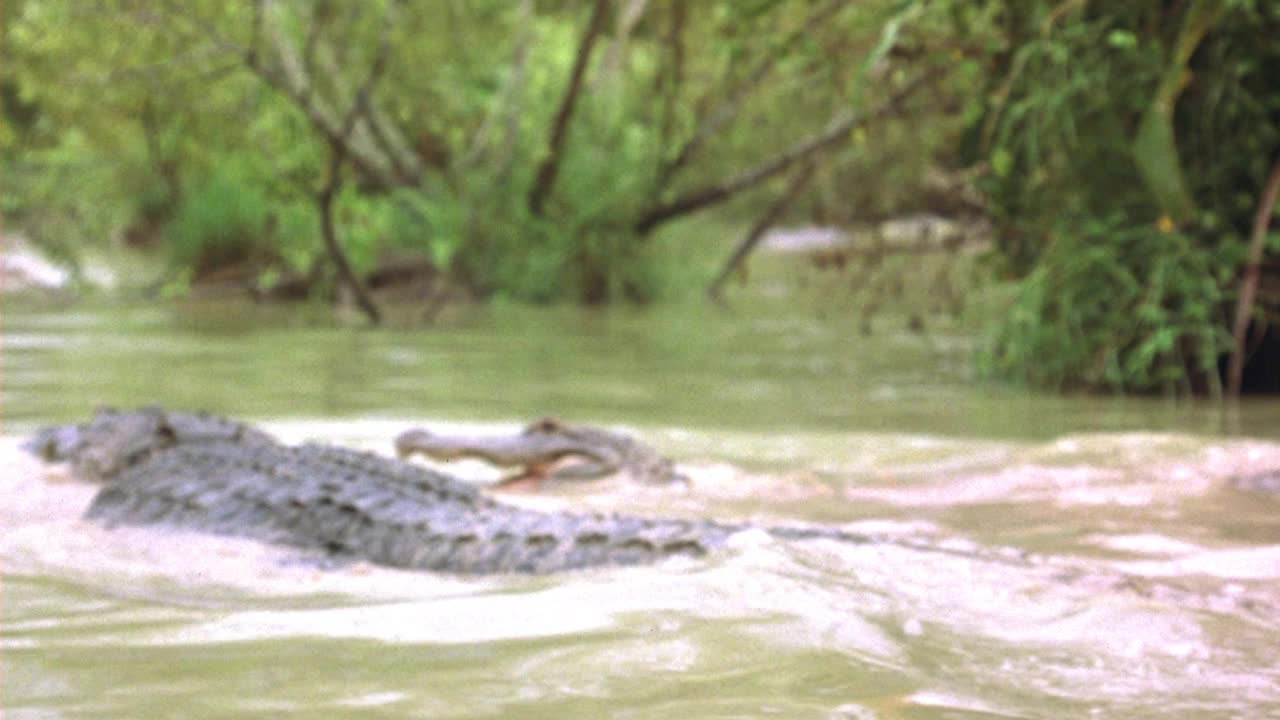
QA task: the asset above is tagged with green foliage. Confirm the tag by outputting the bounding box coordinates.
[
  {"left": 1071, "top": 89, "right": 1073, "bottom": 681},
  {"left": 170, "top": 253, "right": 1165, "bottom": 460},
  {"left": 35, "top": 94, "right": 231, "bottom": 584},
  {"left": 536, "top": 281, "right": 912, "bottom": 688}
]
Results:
[
  {"left": 3, "top": 0, "right": 949, "bottom": 306},
  {"left": 980, "top": 217, "right": 1230, "bottom": 392},
  {"left": 439, "top": 174, "right": 584, "bottom": 303},
  {"left": 270, "top": 201, "right": 321, "bottom": 273},
  {"left": 418, "top": 16, "right": 676, "bottom": 304},
  {"left": 967, "top": 0, "right": 1279, "bottom": 392},
  {"left": 3, "top": 129, "right": 134, "bottom": 272},
  {"left": 333, "top": 191, "right": 397, "bottom": 275},
  {"left": 168, "top": 158, "right": 270, "bottom": 276},
  {"left": 9, "top": 0, "right": 1273, "bottom": 397}
]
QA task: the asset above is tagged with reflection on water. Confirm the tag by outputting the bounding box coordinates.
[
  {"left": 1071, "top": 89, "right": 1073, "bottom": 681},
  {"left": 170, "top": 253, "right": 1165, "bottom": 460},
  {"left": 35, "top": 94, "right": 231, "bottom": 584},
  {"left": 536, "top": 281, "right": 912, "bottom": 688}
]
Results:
[{"left": 3, "top": 298, "right": 1280, "bottom": 718}]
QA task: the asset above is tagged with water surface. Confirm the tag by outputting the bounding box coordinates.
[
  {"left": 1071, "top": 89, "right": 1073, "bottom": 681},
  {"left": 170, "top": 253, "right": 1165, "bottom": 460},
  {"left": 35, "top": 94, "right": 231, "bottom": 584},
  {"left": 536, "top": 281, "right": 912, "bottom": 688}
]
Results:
[
  {"left": 6, "top": 296, "right": 1277, "bottom": 437},
  {"left": 2, "top": 298, "right": 1279, "bottom": 719}
]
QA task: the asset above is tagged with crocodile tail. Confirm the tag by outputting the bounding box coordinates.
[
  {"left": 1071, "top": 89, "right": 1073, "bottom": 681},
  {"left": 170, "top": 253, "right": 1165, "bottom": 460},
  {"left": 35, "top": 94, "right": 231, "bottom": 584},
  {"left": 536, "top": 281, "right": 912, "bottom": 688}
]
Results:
[
  {"left": 764, "top": 525, "right": 875, "bottom": 544},
  {"left": 764, "top": 524, "right": 1033, "bottom": 564}
]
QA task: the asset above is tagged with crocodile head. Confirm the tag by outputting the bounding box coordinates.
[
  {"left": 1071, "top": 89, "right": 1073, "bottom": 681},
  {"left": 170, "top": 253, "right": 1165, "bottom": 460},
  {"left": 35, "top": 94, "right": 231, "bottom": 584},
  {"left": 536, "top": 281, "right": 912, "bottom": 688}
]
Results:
[
  {"left": 395, "top": 428, "right": 463, "bottom": 460},
  {"left": 25, "top": 406, "right": 273, "bottom": 482},
  {"left": 23, "top": 406, "right": 173, "bottom": 481},
  {"left": 395, "top": 420, "right": 691, "bottom": 487},
  {"left": 395, "top": 425, "right": 588, "bottom": 467}
]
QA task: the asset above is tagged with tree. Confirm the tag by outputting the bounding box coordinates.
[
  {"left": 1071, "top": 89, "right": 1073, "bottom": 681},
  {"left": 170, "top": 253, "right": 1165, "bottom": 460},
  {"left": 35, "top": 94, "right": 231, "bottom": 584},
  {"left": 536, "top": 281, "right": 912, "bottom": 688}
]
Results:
[
  {"left": 969, "top": 0, "right": 1280, "bottom": 393},
  {"left": 5, "top": 0, "right": 942, "bottom": 306}
]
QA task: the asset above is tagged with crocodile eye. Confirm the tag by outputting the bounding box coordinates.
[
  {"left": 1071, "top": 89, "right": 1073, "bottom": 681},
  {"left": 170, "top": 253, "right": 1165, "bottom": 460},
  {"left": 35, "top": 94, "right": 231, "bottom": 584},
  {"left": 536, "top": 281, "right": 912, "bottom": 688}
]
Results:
[
  {"left": 156, "top": 424, "right": 178, "bottom": 444},
  {"left": 528, "top": 417, "right": 563, "bottom": 433}
]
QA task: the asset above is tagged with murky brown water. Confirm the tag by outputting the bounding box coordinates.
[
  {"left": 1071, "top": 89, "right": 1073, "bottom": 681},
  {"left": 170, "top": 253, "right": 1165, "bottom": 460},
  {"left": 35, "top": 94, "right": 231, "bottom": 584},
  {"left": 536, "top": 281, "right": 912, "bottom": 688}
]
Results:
[{"left": 2, "top": 298, "right": 1279, "bottom": 718}]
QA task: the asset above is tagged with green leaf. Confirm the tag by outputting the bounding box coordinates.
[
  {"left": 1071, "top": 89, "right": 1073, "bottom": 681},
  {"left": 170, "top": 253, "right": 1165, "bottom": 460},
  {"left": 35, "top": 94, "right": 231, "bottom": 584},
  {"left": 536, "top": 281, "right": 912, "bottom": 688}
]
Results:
[
  {"left": 992, "top": 148, "right": 1013, "bottom": 178},
  {"left": 1106, "top": 30, "right": 1137, "bottom": 49}
]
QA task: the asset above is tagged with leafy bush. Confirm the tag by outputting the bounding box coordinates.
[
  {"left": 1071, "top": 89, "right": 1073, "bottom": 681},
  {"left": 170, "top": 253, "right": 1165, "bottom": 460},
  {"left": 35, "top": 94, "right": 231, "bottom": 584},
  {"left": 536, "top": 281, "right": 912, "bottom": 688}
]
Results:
[
  {"left": 980, "top": 217, "right": 1231, "bottom": 392},
  {"left": 3, "top": 129, "right": 136, "bottom": 271},
  {"left": 967, "top": 0, "right": 1280, "bottom": 392},
  {"left": 167, "top": 158, "right": 271, "bottom": 277},
  {"left": 437, "top": 71, "right": 670, "bottom": 304}
]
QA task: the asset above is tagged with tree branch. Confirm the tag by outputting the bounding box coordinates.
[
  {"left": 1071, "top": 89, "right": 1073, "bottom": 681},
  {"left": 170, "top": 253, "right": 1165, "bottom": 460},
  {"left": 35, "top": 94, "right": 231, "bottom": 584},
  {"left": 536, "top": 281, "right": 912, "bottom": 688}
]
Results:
[
  {"left": 655, "top": 0, "right": 687, "bottom": 165},
  {"left": 598, "top": 0, "right": 649, "bottom": 87},
  {"left": 527, "top": 0, "right": 611, "bottom": 216},
  {"left": 461, "top": 0, "right": 534, "bottom": 174},
  {"left": 247, "top": 0, "right": 264, "bottom": 67},
  {"left": 246, "top": 1, "right": 402, "bottom": 189},
  {"left": 1227, "top": 153, "right": 1280, "bottom": 398},
  {"left": 315, "top": 0, "right": 404, "bottom": 326},
  {"left": 706, "top": 161, "right": 816, "bottom": 301},
  {"left": 314, "top": 43, "right": 424, "bottom": 184},
  {"left": 636, "top": 73, "right": 928, "bottom": 235},
  {"left": 659, "top": 0, "right": 855, "bottom": 186}
]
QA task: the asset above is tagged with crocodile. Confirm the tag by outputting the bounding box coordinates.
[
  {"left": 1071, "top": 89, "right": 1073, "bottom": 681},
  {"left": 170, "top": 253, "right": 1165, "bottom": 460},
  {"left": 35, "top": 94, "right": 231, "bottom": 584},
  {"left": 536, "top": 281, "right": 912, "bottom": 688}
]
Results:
[
  {"left": 26, "top": 409, "right": 1279, "bottom": 622},
  {"left": 26, "top": 407, "right": 953, "bottom": 575},
  {"left": 394, "top": 417, "right": 688, "bottom": 489}
]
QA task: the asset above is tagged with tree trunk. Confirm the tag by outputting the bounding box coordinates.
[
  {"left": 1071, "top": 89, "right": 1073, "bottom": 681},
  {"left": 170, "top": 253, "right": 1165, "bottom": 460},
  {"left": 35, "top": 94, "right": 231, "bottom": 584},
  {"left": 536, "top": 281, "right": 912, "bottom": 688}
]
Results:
[
  {"left": 1227, "top": 155, "right": 1280, "bottom": 398},
  {"left": 317, "top": 164, "right": 382, "bottom": 325}
]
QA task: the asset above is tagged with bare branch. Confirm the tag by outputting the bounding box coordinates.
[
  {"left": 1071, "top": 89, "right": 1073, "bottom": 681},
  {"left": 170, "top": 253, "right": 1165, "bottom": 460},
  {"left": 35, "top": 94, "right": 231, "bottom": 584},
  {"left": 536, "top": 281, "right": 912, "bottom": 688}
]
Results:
[
  {"left": 656, "top": 0, "right": 687, "bottom": 154},
  {"left": 636, "top": 73, "right": 929, "bottom": 235},
  {"left": 659, "top": 0, "right": 855, "bottom": 185},
  {"left": 247, "top": 0, "right": 264, "bottom": 67},
  {"left": 251, "top": 0, "right": 401, "bottom": 188},
  {"left": 156, "top": 2, "right": 416, "bottom": 191},
  {"left": 598, "top": 0, "right": 650, "bottom": 87},
  {"left": 314, "top": 43, "right": 424, "bottom": 183},
  {"left": 342, "top": 1, "right": 399, "bottom": 136},
  {"left": 462, "top": 0, "right": 534, "bottom": 174},
  {"left": 1228, "top": 154, "right": 1280, "bottom": 398},
  {"left": 316, "top": 0, "right": 406, "bottom": 326},
  {"left": 527, "top": 0, "right": 611, "bottom": 216},
  {"left": 707, "top": 161, "right": 816, "bottom": 301}
]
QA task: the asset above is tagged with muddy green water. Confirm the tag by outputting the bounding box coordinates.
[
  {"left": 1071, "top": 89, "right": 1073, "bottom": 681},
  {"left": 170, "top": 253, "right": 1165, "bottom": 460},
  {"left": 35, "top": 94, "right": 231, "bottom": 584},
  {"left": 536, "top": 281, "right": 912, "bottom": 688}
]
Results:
[{"left": 2, "top": 297, "right": 1279, "bottom": 719}]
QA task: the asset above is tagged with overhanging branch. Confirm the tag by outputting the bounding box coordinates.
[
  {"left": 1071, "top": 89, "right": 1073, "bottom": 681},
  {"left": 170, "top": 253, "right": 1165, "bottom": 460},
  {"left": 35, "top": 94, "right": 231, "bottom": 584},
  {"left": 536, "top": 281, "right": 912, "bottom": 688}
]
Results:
[
  {"left": 635, "top": 73, "right": 929, "bottom": 235},
  {"left": 706, "top": 161, "right": 816, "bottom": 301},
  {"left": 315, "top": 43, "right": 424, "bottom": 184},
  {"left": 527, "top": 0, "right": 611, "bottom": 216},
  {"left": 659, "top": 0, "right": 856, "bottom": 186},
  {"left": 245, "top": 0, "right": 405, "bottom": 189}
]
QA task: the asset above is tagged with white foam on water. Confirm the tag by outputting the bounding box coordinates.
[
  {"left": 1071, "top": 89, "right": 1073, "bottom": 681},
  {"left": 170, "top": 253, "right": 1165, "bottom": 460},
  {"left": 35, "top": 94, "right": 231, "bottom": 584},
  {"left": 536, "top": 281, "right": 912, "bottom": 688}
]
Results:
[
  {"left": 1116, "top": 545, "right": 1280, "bottom": 581},
  {"left": 5, "top": 425, "right": 1280, "bottom": 716}
]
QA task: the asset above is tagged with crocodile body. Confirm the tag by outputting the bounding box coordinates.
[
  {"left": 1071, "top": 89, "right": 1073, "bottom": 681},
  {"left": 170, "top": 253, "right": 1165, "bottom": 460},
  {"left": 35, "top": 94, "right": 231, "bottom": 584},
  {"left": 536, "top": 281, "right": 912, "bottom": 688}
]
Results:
[
  {"left": 395, "top": 418, "right": 688, "bottom": 487},
  {"left": 28, "top": 408, "right": 888, "bottom": 575}
]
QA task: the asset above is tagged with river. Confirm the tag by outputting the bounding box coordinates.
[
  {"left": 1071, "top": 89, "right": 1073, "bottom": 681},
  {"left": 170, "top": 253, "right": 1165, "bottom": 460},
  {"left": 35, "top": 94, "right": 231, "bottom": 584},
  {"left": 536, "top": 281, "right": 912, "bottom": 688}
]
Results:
[{"left": 2, "top": 296, "right": 1279, "bottom": 718}]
